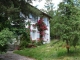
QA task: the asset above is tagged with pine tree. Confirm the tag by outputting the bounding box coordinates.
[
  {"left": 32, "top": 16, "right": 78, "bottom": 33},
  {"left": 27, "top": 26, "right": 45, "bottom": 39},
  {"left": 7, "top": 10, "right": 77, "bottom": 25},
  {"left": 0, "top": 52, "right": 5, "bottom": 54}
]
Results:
[
  {"left": 0, "top": 0, "right": 42, "bottom": 34},
  {"left": 0, "top": 0, "right": 42, "bottom": 53}
]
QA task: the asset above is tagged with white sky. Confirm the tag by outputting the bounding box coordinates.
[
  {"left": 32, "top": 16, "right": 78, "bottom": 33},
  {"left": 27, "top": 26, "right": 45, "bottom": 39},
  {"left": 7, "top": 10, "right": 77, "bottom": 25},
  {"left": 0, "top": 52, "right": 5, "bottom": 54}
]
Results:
[{"left": 32, "top": 0, "right": 63, "bottom": 10}]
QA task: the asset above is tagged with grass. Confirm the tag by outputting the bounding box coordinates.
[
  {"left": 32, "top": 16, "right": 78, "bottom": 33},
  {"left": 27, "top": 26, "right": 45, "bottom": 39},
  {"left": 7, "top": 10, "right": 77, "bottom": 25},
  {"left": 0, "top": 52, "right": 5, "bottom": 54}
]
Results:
[{"left": 14, "top": 40, "right": 80, "bottom": 60}]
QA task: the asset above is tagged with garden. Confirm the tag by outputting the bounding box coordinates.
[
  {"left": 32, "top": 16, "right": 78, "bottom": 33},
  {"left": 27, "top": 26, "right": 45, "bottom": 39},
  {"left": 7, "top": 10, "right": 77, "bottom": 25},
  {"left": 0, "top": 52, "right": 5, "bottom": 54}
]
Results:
[
  {"left": 0, "top": 0, "right": 80, "bottom": 60},
  {"left": 14, "top": 40, "right": 80, "bottom": 60}
]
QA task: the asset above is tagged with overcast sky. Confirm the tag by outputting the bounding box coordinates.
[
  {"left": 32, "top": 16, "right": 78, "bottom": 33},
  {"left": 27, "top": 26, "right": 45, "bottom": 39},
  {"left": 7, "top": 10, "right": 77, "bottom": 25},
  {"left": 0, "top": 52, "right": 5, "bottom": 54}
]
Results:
[{"left": 32, "top": 0, "right": 63, "bottom": 10}]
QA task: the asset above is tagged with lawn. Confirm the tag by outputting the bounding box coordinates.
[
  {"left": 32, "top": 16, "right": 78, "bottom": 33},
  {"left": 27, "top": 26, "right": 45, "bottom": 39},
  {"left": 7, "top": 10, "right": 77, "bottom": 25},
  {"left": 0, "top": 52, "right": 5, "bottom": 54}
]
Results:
[{"left": 14, "top": 40, "right": 80, "bottom": 60}]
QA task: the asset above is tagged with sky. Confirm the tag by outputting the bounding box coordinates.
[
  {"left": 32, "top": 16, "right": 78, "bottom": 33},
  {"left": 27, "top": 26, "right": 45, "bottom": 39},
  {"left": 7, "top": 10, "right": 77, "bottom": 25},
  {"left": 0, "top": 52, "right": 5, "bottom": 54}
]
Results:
[{"left": 32, "top": 0, "right": 63, "bottom": 10}]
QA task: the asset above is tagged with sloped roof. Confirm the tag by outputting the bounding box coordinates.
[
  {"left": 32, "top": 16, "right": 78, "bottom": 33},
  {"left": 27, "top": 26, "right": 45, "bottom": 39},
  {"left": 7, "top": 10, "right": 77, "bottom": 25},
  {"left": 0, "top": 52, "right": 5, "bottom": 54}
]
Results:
[{"left": 27, "top": 3, "right": 51, "bottom": 18}]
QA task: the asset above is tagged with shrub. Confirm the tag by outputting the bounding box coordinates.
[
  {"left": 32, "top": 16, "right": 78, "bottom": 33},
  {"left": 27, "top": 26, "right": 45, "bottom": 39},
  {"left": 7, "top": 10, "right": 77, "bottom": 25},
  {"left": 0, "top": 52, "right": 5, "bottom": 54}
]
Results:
[
  {"left": 0, "top": 28, "right": 14, "bottom": 53},
  {"left": 19, "top": 29, "right": 31, "bottom": 49}
]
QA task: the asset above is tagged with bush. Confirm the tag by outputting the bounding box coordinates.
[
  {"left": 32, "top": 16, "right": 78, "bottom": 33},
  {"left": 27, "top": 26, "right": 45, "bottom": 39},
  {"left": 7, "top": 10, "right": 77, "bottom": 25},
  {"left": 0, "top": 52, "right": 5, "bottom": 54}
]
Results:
[
  {"left": 19, "top": 40, "right": 29, "bottom": 49},
  {"left": 0, "top": 44, "right": 8, "bottom": 54},
  {"left": 0, "top": 28, "right": 14, "bottom": 53},
  {"left": 19, "top": 29, "right": 31, "bottom": 49}
]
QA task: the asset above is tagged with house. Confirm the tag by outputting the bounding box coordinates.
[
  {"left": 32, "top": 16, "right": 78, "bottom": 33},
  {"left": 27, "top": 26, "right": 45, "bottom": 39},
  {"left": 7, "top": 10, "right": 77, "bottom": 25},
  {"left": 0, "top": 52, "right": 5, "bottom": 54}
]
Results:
[
  {"left": 7, "top": 3, "right": 51, "bottom": 51},
  {"left": 20, "top": 3, "right": 51, "bottom": 44}
]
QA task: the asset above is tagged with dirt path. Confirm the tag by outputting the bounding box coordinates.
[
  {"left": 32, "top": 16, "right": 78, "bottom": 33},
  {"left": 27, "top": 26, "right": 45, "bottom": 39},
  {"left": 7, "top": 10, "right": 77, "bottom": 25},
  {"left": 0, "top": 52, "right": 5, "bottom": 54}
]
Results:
[{"left": 0, "top": 51, "right": 35, "bottom": 60}]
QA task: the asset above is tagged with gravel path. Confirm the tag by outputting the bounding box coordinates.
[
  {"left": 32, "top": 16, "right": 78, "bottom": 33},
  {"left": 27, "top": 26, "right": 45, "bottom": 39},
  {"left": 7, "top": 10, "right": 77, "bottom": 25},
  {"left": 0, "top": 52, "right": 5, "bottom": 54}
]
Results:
[{"left": 0, "top": 51, "right": 35, "bottom": 60}]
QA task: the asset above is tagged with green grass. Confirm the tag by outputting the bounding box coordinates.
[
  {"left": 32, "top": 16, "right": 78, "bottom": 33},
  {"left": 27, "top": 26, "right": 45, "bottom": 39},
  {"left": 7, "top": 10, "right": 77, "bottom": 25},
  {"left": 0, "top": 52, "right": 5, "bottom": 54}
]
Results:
[{"left": 14, "top": 40, "right": 80, "bottom": 60}]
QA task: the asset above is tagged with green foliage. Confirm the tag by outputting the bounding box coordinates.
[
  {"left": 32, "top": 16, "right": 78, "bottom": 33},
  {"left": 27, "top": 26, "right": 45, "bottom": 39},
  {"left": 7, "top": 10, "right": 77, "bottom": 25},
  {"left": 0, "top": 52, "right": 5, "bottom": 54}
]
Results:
[
  {"left": 0, "top": 28, "right": 14, "bottom": 53},
  {"left": 0, "top": 0, "right": 42, "bottom": 35},
  {"left": 19, "top": 40, "right": 29, "bottom": 49},
  {"left": 51, "top": 0, "right": 80, "bottom": 53},
  {"left": 44, "top": 0, "right": 54, "bottom": 17},
  {"left": 0, "top": 28, "right": 14, "bottom": 46},
  {"left": 0, "top": 0, "right": 42, "bottom": 51},
  {"left": 0, "top": 44, "right": 8, "bottom": 54},
  {"left": 19, "top": 28, "right": 31, "bottom": 49}
]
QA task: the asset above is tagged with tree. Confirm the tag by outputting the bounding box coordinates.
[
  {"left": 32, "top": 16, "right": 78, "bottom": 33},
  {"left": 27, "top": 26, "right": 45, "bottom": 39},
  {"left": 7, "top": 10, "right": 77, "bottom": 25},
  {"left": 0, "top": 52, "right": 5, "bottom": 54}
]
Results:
[
  {"left": 50, "top": 11, "right": 60, "bottom": 39},
  {"left": 0, "top": 0, "right": 43, "bottom": 37},
  {"left": 52, "top": 0, "right": 80, "bottom": 53},
  {"left": 44, "top": 0, "right": 55, "bottom": 17},
  {"left": 0, "top": 0, "right": 42, "bottom": 34},
  {"left": 0, "top": 28, "right": 14, "bottom": 53},
  {"left": 0, "top": 0, "right": 42, "bottom": 52}
]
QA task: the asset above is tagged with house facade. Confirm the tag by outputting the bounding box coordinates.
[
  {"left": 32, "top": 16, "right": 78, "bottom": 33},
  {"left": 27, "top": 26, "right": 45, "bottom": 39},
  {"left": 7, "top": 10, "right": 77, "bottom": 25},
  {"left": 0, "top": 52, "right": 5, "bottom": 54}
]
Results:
[
  {"left": 25, "top": 13, "right": 50, "bottom": 44},
  {"left": 19, "top": 3, "right": 51, "bottom": 44}
]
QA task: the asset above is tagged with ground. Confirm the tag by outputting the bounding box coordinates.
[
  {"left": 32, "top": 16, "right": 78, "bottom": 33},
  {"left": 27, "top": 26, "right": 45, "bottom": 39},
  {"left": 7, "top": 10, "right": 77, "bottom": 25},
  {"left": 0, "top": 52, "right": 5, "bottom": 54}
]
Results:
[
  {"left": 0, "top": 40, "right": 80, "bottom": 60},
  {"left": 14, "top": 40, "right": 80, "bottom": 60},
  {"left": 0, "top": 51, "right": 35, "bottom": 60}
]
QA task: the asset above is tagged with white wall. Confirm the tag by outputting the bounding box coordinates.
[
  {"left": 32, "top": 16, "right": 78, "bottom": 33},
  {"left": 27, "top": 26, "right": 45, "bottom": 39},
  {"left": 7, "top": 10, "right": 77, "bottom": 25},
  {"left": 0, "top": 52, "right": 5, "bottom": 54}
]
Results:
[
  {"left": 29, "top": 14, "right": 39, "bottom": 41},
  {"left": 43, "top": 17, "right": 50, "bottom": 44},
  {"left": 25, "top": 14, "right": 50, "bottom": 43}
]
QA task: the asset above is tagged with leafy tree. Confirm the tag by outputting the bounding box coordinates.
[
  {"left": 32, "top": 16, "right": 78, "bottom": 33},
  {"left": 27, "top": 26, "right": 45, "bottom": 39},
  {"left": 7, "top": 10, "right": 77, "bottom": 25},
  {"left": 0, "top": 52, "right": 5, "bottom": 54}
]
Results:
[
  {"left": 52, "top": 0, "right": 80, "bottom": 53},
  {"left": 0, "top": 28, "right": 14, "bottom": 53},
  {"left": 50, "top": 11, "right": 58, "bottom": 39}
]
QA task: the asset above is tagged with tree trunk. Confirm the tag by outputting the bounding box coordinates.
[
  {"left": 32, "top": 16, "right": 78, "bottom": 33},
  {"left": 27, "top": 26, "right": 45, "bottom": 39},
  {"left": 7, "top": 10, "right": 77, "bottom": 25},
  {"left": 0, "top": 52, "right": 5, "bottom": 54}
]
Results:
[
  {"left": 67, "top": 47, "right": 69, "bottom": 53},
  {"left": 66, "top": 40, "right": 70, "bottom": 53}
]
